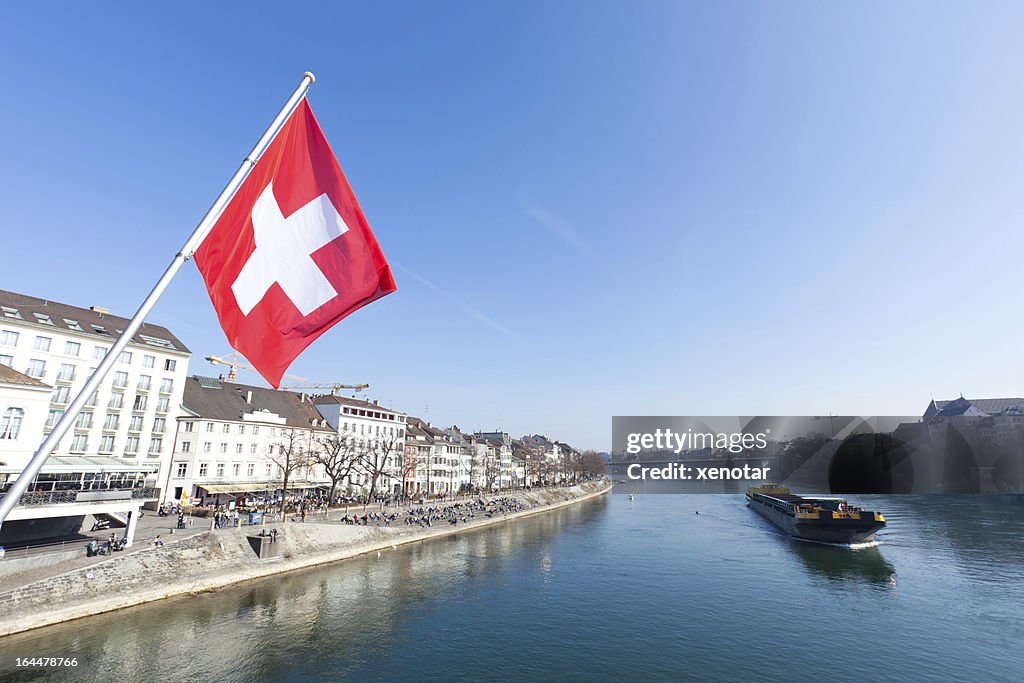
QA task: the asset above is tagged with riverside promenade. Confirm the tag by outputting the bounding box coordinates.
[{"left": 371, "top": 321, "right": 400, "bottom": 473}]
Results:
[{"left": 0, "top": 480, "right": 611, "bottom": 637}]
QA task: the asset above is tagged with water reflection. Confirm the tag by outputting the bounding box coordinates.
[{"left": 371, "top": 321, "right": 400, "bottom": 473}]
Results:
[{"left": 787, "top": 542, "right": 897, "bottom": 589}]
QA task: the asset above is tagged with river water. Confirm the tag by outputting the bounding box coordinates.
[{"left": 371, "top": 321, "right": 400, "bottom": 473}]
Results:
[{"left": 1, "top": 493, "right": 1022, "bottom": 682}]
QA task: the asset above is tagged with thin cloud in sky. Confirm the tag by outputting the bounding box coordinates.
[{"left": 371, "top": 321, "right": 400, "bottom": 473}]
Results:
[
  {"left": 393, "top": 263, "right": 519, "bottom": 338},
  {"left": 523, "top": 201, "right": 625, "bottom": 284}
]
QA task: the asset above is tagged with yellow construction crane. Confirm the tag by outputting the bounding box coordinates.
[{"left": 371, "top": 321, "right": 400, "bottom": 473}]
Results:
[{"left": 205, "top": 353, "right": 248, "bottom": 382}]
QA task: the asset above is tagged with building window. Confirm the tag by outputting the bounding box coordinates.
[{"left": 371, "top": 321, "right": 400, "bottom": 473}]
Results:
[
  {"left": 252, "top": 426, "right": 259, "bottom": 435},
  {"left": 149, "top": 437, "right": 163, "bottom": 454},
  {"left": 76, "top": 411, "right": 93, "bottom": 429},
  {"left": 232, "top": 463, "right": 241, "bottom": 476},
  {"left": 64, "top": 341, "right": 81, "bottom": 357},
  {"left": 108, "top": 392, "right": 124, "bottom": 409},
  {"left": 199, "top": 463, "right": 208, "bottom": 477},
  {"left": 57, "top": 363, "right": 76, "bottom": 381},
  {"left": 52, "top": 386, "right": 71, "bottom": 404},
  {"left": 156, "top": 397, "right": 170, "bottom": 413},
  {"left": 265, "top": 463, "right": 272, "bottom": 476},
  {"left": 27, "top": 359, "right": 45, "bottom": 377},
  {"left": 46, "top": 409, "right": 63, "bottom": 428},
  {"left": 250, "top": 444, "right": 257, "bottom": 454},
  {"left": 160, "top": 378, "right": 173, "bottom": 394},
  {"left": 85, "top": 390, "right": 98, "bottom": 407},
  {"left": 71, "top": 434, "right": 88, "bottom": 452},
  {"left": 206, "top": 422, "right": 215, "bottom": 432},
  {"left": 181, "top": 441, "right": 192, "bottom": 453},
  {"left": 222, "top": 423, "right": 230, "bottom": 434},
  {"left": 129, "top": 415, "right": 143, "bottom": 431},
  {"left": 268, "top": 444, "right": 275, "bottom": 455},
  {"left": 153, "top": 417, "right": 166, "bottom": 433},
  {"left": 133, "top": 395, "right": 148, "bottom": 411},
  {"left": 2, "top": 306, "right": 23, "bottom": 320},
  {"left": 235, "top": 443, "right": 243, "bottom": 454},
  {"left": 216, "top": 463, "right": 225, "bottom": 477},
  {"left": 0, "top": 354, "right": 11, "bottom": 367},
  {"left": 176, "top": 462, "right": 188, "bottom": 478},
  {"left": 203, "top": 442, "right": 211, "bottom": 453},
  {"left": 247, "top": 463, "right": 255, "bottom": 477},
  {"left": 125, "top": 436, "right": 140, "bottom": 454},
  {"left": 238, "top": 425, "right": 245, "bottom": 435},
  {"left": 0, "top": 407, "right": 24, "bottom": 440},
  {"left": 104, "top": 414, "right": 119, "bottom": 430},
  {"left": 93, "top": 346, "right": 107, "bottom": 360},
  {"left": 143, "top": 354, "right": 156, "bottom": 368},
  {"left": 33, "top": 336, "right": 51, "bottom": 352},
  {"left": 0, "top": 331, "right": 19, "bottom": 347},
  {"left": 99, "top": 435, "right": 115, "bottom": 453},
  {"left": 220, "top": 443, "right": 228, "bottom": 454},
  {"left": 184, "top": 421, "right": 195, "bottom": 433},
  {"left": 164, "top": 359, "right": 176, "bottom": 371},
  {"left": 137, "top": 375, "right": 152, "bottom": 391},
  {"left": 118, "top": 351, "right": 132, "bottom": 365},
  {"left": 113, "top": 371, "right": 128, "bottom": 388}
]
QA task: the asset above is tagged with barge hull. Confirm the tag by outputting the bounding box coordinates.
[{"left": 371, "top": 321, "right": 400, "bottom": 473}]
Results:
[{"left": 747, "top": 498, "right": 883, "bottom": 544}]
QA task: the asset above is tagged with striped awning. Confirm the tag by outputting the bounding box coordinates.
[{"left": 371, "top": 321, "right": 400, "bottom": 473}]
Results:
[{"left": 198, "top": 480, "right": 324, "bottom": 494}]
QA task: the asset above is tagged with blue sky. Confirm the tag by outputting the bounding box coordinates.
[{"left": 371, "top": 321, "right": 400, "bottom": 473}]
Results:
[{"left": 2, "top": 2, "right": 1023, "bottom": 450}]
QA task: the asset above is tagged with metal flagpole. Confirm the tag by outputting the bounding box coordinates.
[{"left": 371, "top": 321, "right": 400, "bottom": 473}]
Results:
[{"left": 0, "top": 71, "right": 317, "bottom": 528}]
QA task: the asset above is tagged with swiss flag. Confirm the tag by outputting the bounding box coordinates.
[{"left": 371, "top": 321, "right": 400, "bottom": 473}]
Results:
[{"left": 194, "top": 99, "right": 396, "bottom": 387}]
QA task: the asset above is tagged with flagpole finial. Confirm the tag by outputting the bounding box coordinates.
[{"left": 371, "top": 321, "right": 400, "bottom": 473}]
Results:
[{"left": 304, "top": 71, "right": 316, "bottom": 84}]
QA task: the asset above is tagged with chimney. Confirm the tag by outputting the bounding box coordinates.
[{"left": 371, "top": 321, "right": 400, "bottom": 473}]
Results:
[
  {"left": 373, "top": 399, "right": 379, "bottom": 406},
  {"left": 90, "top": 305, "right": 110, "bottom": 316},
  {"left": 246, "top": 390, "right": 252, "bottom": 404}
]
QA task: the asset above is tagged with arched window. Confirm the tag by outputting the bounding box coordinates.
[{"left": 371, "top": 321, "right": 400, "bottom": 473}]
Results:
[{"left": 0, "top": 407, "right": 24, "bottom": 440}]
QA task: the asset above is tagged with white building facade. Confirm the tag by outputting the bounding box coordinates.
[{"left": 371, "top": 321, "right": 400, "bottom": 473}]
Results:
[
  {"left": 0, "top": 366, "right": 51, "bottom": 479},
  {"left": 165, "top": 376, "right": 334, "bottom": 506},
  {"left": 0, "top": 289, "right": 190, "bottom": 498},
  {"left": 314, "top": 395, "right": 407, "bottom": 495}
]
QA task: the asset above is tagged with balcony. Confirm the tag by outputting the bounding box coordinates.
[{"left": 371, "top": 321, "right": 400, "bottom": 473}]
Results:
[{"left": 0, "top": 486, "right": 161, "bottom": 507}]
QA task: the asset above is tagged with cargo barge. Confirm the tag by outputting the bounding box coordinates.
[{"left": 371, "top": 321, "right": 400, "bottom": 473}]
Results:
[{"left": 746, "top": 486, "right": 885, "bottom": 544}]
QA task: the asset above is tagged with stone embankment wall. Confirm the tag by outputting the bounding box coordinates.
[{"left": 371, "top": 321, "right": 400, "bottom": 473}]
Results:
[{"left": 0, "top": 481, "right": 610, "bottom": 637}]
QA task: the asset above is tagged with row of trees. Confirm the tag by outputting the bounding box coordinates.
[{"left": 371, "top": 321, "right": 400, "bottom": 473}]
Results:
[
  {"left": 266, "top": 430, "right": 609, "bottom": 513},
  {"left": 266, "top": 430, "right": 402, "bottom": 512}
]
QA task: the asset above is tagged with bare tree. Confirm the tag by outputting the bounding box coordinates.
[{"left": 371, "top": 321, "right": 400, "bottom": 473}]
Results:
[
  {"left": 360, "top": 436, "right": 402, "bottom": 502},
  {"left": 579, "top": 450, "right": 608, "bottom": 479},
  {"left": 399, "top": 443, "right": 418, "bottom": 498},
  {"left": 269, "top": 429, "right": 311, "bottom": 514},
  {"left": 483, "top": 448, "right": 502, "bottom": 491},
  {"left": 311, "top": 431, "right": 361, "bottom": 505}
]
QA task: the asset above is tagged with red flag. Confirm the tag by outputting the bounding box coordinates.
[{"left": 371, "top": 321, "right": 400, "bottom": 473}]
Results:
[{"left": 194, "top": 99, "right": 395, "bottom": 387}]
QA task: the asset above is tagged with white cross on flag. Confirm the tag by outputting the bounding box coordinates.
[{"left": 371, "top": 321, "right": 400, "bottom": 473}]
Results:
[{"left": 194, "top": 100, "right": 396, "bottom": 387}]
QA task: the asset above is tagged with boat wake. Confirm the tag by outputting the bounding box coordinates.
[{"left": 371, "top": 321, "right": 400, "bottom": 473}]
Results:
[{"left": 793, "top": 537, "right": 880, "bottom": 550}]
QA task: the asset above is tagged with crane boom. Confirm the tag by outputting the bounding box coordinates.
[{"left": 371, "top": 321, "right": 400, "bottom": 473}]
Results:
[
  {"left": 206, "top": 353, "right": 366, "bottom": 394},
  {"left": 282, "top": 381, "right": 369, "bottom": 395}
]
